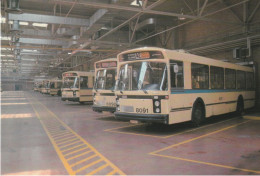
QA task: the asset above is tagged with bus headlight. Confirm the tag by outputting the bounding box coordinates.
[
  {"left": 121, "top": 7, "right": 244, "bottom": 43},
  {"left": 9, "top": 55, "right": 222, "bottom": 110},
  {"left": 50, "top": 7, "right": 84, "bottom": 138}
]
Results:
[
  {"left": 73, "top": 91, "right": 76, "bottom": 96},
  {"left": 154, "top": 101, "right": 160, "bottom": 107},
  {"left": 155, "top": 108, "right": 160, "bottom": 113},
  {"left": 116, "top": 100, "right": 120, "bottom": 105},
  {"left": 117, "top": 107, "right": 120, "bottom": 111}
]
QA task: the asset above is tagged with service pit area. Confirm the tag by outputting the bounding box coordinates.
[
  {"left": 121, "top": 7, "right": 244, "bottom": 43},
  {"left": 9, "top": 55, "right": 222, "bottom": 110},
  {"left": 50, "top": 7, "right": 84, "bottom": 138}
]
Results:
[{"left": 1, "top": 91, "right": 260, "bottom": 175}]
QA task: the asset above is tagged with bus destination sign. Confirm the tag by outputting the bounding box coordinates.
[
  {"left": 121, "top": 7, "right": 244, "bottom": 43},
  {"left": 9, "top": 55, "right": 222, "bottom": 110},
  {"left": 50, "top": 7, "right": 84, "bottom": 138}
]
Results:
[
  {"left": 63, "top": 73, "right": 77, "bottom": 77},
  {"left": 96, "top": 61, "right": 117, "bottom": 68},
  {"left": 120, "top": 51, "right": 164, "bottom": 62}
]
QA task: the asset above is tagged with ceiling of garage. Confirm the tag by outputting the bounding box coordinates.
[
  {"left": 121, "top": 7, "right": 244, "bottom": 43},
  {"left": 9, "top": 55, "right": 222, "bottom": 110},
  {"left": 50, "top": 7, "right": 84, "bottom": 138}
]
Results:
[{"left": 1, "top": 0, "right": 260, "bottom": 82}]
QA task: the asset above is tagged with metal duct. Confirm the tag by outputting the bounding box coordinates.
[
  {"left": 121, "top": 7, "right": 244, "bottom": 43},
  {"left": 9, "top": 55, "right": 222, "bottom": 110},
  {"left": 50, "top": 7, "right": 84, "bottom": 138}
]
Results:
[
  {"left": 5, "top": 0, "right": 23, "bottom": 14},
  {"left": 136, "top": 18, "right": 156, "bottom": 31}
]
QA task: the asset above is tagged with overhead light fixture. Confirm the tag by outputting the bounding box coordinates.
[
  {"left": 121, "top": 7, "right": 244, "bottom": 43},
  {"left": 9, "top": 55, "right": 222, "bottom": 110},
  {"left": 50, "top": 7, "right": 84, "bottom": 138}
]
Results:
[
  {"left": 178, "top": 9, "right": 186, "bottom": 20},
  {"left": 131, "top": 0, "right": 142, "bottom": 6},
  {"left": 32, "top": 23, "right": 48, "bottom": 28},
  {"left": 68, "top": 52, "right": 71, "bottom": 55},
  {"left": 1, "top": 36, "right": 11, "bottom": 40}
]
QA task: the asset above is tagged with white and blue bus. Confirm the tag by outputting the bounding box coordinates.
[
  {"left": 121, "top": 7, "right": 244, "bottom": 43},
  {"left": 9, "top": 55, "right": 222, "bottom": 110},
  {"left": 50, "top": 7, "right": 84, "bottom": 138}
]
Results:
[
  {"left": 114, "top": 47, "right": 255, "bottom": 125},
  {"left": 92, "top": 58, "right": 117, "bottom": 113}
]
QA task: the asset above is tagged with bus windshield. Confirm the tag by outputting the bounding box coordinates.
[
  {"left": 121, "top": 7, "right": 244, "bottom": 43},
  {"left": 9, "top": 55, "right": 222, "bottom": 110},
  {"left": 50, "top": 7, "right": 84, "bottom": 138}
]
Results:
[
  {"left": 95, "top": 69, "right": 116, "bottom": 90},
  {"left": 117, "top": 61, "right": 168, "bottom": 91},
  {"left": 63, "top": 77, "right": 79, "bottom": 88}
]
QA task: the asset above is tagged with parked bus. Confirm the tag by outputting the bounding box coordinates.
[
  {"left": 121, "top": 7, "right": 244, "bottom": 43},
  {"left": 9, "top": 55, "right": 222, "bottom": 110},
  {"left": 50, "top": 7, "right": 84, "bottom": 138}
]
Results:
[
  {"left": 49, "top": 79, "right": 62, "bottom": 96},
  {"left": 114, "top": 47, "right": 255, "bottom": 125},
  {"left": 61, "top": 71, "right": 95, "bottom": 104},
  {"left": 41, "top": 80, "right": 50, "bottom": 94},
  {"left": 92, "top": 58, "right": 117, "bottom": 113}
]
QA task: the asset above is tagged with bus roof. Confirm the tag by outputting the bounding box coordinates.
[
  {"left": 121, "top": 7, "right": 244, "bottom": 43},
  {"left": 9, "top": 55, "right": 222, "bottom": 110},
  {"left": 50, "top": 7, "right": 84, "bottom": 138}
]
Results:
[
  {"left": 95, "top": 58, "right": 117, "bottom": 64},
  {"left": 117, "top": 47, "right": 253, "bottom": 72}
]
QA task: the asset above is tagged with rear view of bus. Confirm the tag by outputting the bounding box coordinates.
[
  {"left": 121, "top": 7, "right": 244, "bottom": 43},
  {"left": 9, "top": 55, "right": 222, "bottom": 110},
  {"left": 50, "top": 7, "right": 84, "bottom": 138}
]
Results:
[
  {"left": 92, "top": 58, "right": 117, "bottom": 113},
  {"left": 61, "top": 71, "right": 94, "bottom": 104},
  {"left": 114, "top": 48, "right": 169, "bottom": 124}
]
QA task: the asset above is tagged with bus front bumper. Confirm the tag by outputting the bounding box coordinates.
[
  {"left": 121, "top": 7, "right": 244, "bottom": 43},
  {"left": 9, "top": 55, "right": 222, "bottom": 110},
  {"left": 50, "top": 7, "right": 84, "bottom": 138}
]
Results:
[
  {"left": 92, "top": 105, "right": 116, "bottom": 113},
  {"left": 61, "top": 97, "right": 79, "bottom": 102},
  {"left": 114, "top": 112, "right": 169, "bottom": 124}
]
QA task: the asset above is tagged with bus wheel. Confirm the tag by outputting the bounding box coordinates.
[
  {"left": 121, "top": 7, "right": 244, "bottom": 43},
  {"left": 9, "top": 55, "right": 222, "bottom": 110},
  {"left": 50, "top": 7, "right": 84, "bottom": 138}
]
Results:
[
  {"left": 192, "top": 102, "right": 204, "bottom": 127},
  {"left": 236, "top": 98, "right": 244, "bottom": 116}
]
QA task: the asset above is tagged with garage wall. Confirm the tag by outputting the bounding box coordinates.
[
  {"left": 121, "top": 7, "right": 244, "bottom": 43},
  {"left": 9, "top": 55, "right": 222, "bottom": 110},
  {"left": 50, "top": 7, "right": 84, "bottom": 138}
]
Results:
[{"left": 1, "top": 81, "right": 34, "bottom": 91}]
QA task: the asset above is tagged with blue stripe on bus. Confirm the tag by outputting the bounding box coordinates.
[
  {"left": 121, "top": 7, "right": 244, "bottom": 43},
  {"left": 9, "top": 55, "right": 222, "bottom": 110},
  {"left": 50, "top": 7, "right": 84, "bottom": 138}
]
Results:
[{"left": 171, "top": 89, "right": 247, "bottom": 94}]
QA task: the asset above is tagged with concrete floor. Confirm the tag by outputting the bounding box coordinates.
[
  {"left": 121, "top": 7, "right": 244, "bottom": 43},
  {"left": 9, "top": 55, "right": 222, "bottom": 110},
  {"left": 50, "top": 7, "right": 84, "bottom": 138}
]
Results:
[{"left": 1, "top": 91, "right": 260, "bottom": 175}]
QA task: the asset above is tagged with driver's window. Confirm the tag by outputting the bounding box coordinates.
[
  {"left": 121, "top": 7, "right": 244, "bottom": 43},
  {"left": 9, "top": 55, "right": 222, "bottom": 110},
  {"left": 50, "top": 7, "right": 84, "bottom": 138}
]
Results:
[{"left": 80, "top": 76, "right": 89, "bottom": 89}]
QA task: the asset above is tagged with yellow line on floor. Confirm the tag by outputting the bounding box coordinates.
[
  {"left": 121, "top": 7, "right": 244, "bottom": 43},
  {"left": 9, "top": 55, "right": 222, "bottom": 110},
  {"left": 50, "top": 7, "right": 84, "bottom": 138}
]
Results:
[
  {"left": 65, "top": 147, "right": 89, "bottom": 158},
  {"left": 67, "top": 150, "right": 92, "bottom": 161},
  {"left": 243, "top": 116, "right": 260, "bottom": 120},
  {"left": 151, "top": 153, "right": 260, "bottom": 174},
  {"left": 28, "top": 94, "right": 125, "bottom": 175},
  {"left": 150, "top": 120, "right": 251, "bottom": 154},
  {"left": 86, "top": 163, "right": 109, "bottom": 175}
]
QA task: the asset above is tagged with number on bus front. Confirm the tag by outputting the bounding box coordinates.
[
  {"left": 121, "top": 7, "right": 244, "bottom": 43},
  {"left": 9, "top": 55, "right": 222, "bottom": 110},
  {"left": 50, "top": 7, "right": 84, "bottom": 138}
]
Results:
[{"left": 136, "top": 108, "right": 148, "bottom": 113}]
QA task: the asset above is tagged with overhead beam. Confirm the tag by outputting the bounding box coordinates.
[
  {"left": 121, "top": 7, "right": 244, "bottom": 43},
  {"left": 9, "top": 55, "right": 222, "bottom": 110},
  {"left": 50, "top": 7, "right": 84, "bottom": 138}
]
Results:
[
  {"left": 19, "top": 38, "right": 67, "bottom": 46},
  {"left": 248, "top": 0, "right": 260, "bottom": 22},
  {"left": 8, "top": 13, "right": 90, "bottom": 26}
]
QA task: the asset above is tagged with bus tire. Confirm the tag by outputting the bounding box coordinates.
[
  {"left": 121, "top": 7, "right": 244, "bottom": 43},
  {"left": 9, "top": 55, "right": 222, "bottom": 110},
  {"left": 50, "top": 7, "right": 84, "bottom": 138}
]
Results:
[
  {"left": 236, "top": 96, "right": 244, "bottom": 116},
  {"left": 191, "top": 101, "right": 205, "bottom": 127}
]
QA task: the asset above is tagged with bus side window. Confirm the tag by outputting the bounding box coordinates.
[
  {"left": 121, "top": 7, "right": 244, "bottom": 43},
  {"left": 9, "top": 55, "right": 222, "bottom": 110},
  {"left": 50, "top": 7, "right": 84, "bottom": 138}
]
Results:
[
  {"left": 237, "top": 71, "right": 246, "bottom": 89},
  {"left": 191, "top": 63, "right": 209, "bottom": 89},
  {"left": 210, "top": 66, "right": 224, "bottom": 89},
  {"left": 246, "top": 72, "right": 254, "bottom": 90},
  {"left": 225, "top": 68, "right": 236, "bottom": 89},
  {"left": 80, "top": 76, "right": 89, "bottom": 89},
  {"left": 170, "top": 60, "right": 184, "bottom": 89}
]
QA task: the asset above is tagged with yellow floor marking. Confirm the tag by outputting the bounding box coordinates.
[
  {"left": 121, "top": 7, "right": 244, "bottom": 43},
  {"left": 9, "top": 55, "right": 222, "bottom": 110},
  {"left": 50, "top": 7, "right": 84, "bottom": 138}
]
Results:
[
  {"left": 30, "top": 101, "right": 75, "bottom": 175},
  {"left": 86, "top": 163, "right": 109, "bottom": 175},
  {"left": 28, "top": 94, "right": 125, "bottom": 175},
  {"left": 243, "top": 116, "right": 260, "bottom": 120},
  {"left": 106, "top": 129, "right": 164, "bottom": 138},
  {"left": 70, "top": 154, "right": 97, "bottom": 167},
  {"left": 57, "top": 138, "right": 80, "bottom": 146},
  {"left": 53, "top": 131, "right": 71, "bottom": 138},
  {"left": 162, "top": 117, "right": 238, "bottom": 139},
  {"left": 148, "top": 119, "right": 260, "bottom": 174},
  {"left": 75, "top": 158, "right": 103, "bottom": 174},
  {"left": 61, "top": 144, "right": 86, "bottom": 153},
  {"left": 65, "top": 147, "right": 89, "bottom": 157},
  {"left": 60, "top": 140, "right": 82, "bottom": 149},
  {"left": 105, "top": 117, "right": 239, "bottom": 139},
  {"left": 151, "top": 153, "right": 260, "bottom": 174},
  {"left": 55, "top": 136, "right": 76, "bottom": 143},
  {"left": 50, "top": 130, "right": 70, "bottom": 137},
  {"left": 58, "top": 139, "right": 80, "bottom": 146},
  {"left": 106, "top": 170, "right": 117, "bottom": 175},
  {"left": 150, "top": 120, "right": 250, "bottom": 154},
  {"left": 48, "top": 128, "right": 67, "bottom": 133},
  {"left": 104, "top": 124, "right": 142, "bottom": 131},
  {"left": 54, "top": 133, "right": 75, "bottom": 140},
  {"left": 67, "top": 150, "right": 92, "bottom": 161}
]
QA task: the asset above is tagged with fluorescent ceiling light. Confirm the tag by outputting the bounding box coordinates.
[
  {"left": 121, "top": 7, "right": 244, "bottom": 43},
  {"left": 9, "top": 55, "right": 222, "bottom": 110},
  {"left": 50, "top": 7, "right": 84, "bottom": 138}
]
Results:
[
  {"left": 131, "top": 0, "right": 142, "bottom": 6},
  {"left": 0, "top": 54, "right": 14, "bottom": 57},
  {"left": 68, "top": 52, "right": 71, "bottom": 55},
  {"left": 1, "top": 36, "right": 11, "bottom": 40},
  {"left": 20, "top": 21, "right": 29, "bottom": 25},
  {"left": 23, "top": 49, "right": 38, "bottom": 52},
  {"left": 32, "top": 23, "right": 48, "bottom": 27}
]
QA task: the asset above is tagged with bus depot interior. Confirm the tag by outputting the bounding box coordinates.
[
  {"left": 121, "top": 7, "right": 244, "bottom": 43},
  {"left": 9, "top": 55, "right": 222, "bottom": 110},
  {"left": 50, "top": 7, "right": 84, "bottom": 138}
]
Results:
[{"left": 1, "top": 0, "right": 260, "bottom": 175}]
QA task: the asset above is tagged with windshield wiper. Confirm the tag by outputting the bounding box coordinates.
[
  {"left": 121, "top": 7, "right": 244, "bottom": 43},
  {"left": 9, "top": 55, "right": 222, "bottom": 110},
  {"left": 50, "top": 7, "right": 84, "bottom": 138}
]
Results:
[{"left": 142, "top": 89, "right": 148, "bottom": 94}]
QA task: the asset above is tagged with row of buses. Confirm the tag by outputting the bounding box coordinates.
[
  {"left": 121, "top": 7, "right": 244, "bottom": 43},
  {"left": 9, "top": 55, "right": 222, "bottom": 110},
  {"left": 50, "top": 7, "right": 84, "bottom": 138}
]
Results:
[{"left": 36, "top": 47, "right": 256, "bottom": 126}]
